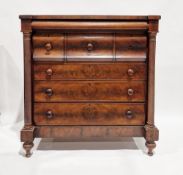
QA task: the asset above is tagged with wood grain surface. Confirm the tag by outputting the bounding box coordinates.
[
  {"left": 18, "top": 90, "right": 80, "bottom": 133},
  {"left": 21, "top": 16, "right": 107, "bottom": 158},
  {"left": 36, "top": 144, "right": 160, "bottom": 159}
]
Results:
[{"left": 34, "top": 103, "right": 145, "bottom": 125}]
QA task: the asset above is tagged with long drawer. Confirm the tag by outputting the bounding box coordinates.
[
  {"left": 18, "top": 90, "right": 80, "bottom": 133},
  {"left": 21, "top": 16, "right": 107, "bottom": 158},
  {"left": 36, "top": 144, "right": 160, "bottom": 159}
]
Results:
[
  {"left": 34, "top": 62, "right": 146, "bottom": 80},
  {"left": 34, "top": 103, "right": 145, "bottom": 126},
  {"left": 34, "top": 81, "right": 146, "bottom": 102}
]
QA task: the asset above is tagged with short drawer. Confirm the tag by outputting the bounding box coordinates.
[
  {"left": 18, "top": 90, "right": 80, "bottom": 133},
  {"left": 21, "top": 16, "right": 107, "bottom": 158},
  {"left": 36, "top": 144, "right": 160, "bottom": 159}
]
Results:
[
  {"left": 34, "top": 81, "right": 146, "bottom": 102},
  {"left": 34, "top": 63, "right": 146, "bottom": 80},
  {"left": 32, "top": 33, "right": 147, "bottom": 61},
  {"left": 66, "top": 33, "right": 114, "bottom": 61},
  {"left": 116, "top": 34, "right": 147, "bottom": 61},
  {"left": 33, "top": 34, "right": 64, "bottom": 60},
  {"left": 34, "top": 103, "right": 145, "bottom": 125}
]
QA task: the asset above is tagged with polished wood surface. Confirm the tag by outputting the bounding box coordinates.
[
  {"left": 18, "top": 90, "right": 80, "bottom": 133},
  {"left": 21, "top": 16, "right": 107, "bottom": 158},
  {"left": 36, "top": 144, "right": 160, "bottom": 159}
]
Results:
[
  {"left": 31, "top": 21, "right": 148, "bottom": 31},
  {"left": 20, "top": 15, "right": 160, "bottom": 157},
  {"left": 35, "top": 125, "right": 145, "bottom": 138},
  {"left": 19, "top": 15, "right": 160, "bottom": 20},
  {"left": 116, "top": 34, "right": 147, "bottom": 60},
  {"left": 66, "top": 33, "right": 113, "bottom": 60},
  {"left": 23, "top": 31, "right": 32, "bottom": 125},
  {"left": 33, "top": 33, "right": 147, "bottom": 61},
  {"left": 34, "top": 81, "right": 146, "bottom": 102},
  {"left": 33, "top": 34, "right": 65, "bottom": 60},
  {"left": 34, "top": 103, "right": 145, "bottom": 125},
  {"left": 34, "top": 62, "right": 146, "bottom": 80}
]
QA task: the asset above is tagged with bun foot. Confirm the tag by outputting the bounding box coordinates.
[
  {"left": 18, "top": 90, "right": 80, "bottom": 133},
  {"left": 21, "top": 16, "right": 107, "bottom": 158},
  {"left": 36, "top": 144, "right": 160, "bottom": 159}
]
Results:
[
  {"left": 23, "top": 142, "right": 34, "bottom": 158},
  {"left": 145, "top": 141, "right": 156, "bottom": 156}
]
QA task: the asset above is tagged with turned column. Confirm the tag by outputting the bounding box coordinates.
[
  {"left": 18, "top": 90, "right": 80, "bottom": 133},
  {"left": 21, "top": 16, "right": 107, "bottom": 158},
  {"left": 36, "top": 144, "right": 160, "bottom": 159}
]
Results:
[
  {"left": 20, "top": 19, "right": 35, "bottom": 157},
  {"left": 145, "top": 17, "right": 160, "bottom": 156}
]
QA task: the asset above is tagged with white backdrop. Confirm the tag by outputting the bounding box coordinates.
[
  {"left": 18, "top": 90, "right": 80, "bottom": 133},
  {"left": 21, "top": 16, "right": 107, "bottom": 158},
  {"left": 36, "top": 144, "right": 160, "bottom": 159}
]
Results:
[{"left": 0, "top": 0, "right": 183, "bottom": 175}]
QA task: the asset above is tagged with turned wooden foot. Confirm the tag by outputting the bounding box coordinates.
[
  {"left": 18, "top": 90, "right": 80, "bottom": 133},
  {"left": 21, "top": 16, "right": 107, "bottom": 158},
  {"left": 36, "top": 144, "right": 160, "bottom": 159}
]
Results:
[
  {"left": 145, "top": 141, "right": 156, "bottom": 156},
  {"left": 21, "top": 126, "right": 35, "bottom": 157},
  {"left": 144, "top": 125, "right": 159, "bottom": 156},
  {"left": 23, "top": 142, "right": 34, "bottom": 158}
]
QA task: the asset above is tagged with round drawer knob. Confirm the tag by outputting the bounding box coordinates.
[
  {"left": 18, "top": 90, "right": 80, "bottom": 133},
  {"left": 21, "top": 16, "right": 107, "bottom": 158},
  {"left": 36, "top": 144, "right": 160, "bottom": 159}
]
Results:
[
  {"left": 87, "top": 43, "right": 94, "bottom": 52},
  {"left": 45, "top": 42, "right": 52, "bottom": 53},
  {"left": 46, "top": 68, "right": 53, "bottom": 76},
  {"left": 127, "top": 88, "right": 134, "bottom": 96},
  {"left": 125, "top": 110, "right": 133, "bottom": 119},
  {"left": 46, "top": 110, "right": 53, "bottom": 119},
  {"left": 127, "top": 69, "right": 134, "bottom": 76},
  {"left": 45, "top": 88, "right": 53, "bottom": 96}
]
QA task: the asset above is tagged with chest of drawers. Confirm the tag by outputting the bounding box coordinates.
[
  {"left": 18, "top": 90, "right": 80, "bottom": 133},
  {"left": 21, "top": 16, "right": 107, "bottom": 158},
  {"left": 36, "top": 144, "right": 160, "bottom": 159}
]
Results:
[{"left": 20, "top": 15, "right": 160, "bottom": 157}]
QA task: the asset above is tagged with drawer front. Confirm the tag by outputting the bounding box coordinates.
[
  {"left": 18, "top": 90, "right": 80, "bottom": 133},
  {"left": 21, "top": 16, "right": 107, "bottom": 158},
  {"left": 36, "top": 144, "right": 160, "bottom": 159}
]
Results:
[
  {"left": 34, "top": 103, "right": 145, "bottom": 125},
  {"left": 33, "top": 34, "right": 64, "bottom": 60},
  {"left": 116, "top": 35, "right": 147, "bottom": 61},
  {"left": 34, "top": 81, "right": 146, "bottom": 102},
  {"left": 66, "top": 33, "right": 114, "bottom": 61},
  {"left": 34, "top": 63, "right": 146, "bottom": 80},
  {"left": 32, "top": 33, "right": 147, "bottom": 61}
]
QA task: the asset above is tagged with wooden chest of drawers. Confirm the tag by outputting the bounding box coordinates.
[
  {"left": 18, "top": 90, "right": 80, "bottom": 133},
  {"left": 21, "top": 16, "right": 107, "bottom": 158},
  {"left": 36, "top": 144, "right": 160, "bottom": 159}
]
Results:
[{"left": 20, "top": 15, "right": 160, "bottom": 157}]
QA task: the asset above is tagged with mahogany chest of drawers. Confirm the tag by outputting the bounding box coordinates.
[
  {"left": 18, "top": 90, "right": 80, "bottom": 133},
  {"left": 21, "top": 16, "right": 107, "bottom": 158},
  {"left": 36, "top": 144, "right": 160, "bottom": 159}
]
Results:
[{"left": 20, "top": 15, "right": 160, "bottom": 157}]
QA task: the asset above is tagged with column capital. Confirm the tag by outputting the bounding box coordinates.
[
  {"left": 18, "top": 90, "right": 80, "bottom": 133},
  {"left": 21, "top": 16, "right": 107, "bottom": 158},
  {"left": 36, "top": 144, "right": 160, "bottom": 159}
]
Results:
[
  {"left": 148, "top": 19, "right": 160, "bottom": 33},
  {"left": 21, "top": 19, "right": 32, "bottom": 33}
]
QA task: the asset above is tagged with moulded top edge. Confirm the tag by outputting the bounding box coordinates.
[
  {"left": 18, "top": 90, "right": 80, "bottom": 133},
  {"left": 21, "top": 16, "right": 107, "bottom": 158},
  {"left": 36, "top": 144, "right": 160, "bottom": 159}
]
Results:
[{"left": 19, "top": 15, "right": 161, "bottom": 21}]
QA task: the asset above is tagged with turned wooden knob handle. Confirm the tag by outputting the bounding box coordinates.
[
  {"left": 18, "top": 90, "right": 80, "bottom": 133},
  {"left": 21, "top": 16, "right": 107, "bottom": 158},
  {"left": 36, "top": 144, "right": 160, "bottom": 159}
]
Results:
[
  {"left": 127, "top": 68, "right": 134, "bottom": 76},
  {"left": 125, "top": 110, "right": 133, "bottom": 119},
  {"left": 87, "top": 43, "right": 94, "bottom": 51},
  {"left": 45, "top": 42, "right": 52, "bottom": 53},
  {"left": 46, "top": 110, "right": 53, "bottom": 119},
  {"left": 45, "top": 88, "right": 53, "bottom": 96},
  {"left": 127, "top": 88, "right": 134, "bottom": 96},
  {"left": 46, "top": 68, "right": 53, "bottom": 76}
]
